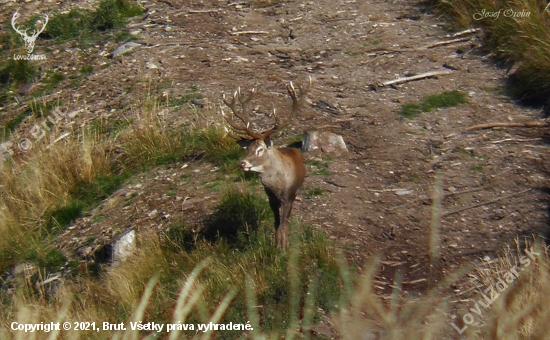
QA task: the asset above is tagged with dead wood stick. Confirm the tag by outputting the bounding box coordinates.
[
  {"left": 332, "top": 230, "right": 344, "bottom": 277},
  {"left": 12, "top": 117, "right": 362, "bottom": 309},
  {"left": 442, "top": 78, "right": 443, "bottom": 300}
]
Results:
[
  {"left": 230, "top": 30, "right": 270, "bottom": 36},
  {"left": 378, "top": 70, "right": 454, "bottom": 87},
  {"left": 425, "top": 37, "right": 473, "bottom": 49},
  {"left": 449, "top": 28, "right": 481, "bottom": 38},
  {"left": 445, "top": 187, "right": 485, "bottom": 197},
  {"left": 403, "top": 278, "right": 428, "bottom": 285},
  {"left": 465, "top": 120, "right": 549, "bottom": 131},
  {"left": 388, "top": 187, "right": 485, "bottom": 211},
  {"left": 189, "top": 9, "right": 220, "bottom": 13},
  {"left": 442, "top": 188, "right": 533, "bottom": 217},
  {"left": 490, "top": 138, "right": 542, "bottom": 144}
]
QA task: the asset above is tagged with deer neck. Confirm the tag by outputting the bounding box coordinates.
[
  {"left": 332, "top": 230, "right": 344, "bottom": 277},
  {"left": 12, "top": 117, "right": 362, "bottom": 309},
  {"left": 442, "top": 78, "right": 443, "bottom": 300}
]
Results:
[{"left": 258, "top": 148, "right": 287, "bottom": 193}]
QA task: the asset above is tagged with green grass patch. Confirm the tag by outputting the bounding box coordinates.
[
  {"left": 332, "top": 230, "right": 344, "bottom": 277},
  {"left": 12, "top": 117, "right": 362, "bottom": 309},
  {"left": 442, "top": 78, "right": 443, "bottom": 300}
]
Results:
[
  {"left": 0, "top": 59, "right": 38, "bottom": 86},
  {"left": 471, "top": 166, "right": 484, "bottom": 173},
  {"left": 44, "top": 70, "right": 65, "bottom": 88},
  {"left": 307, "top": 188, "right": 324, "bottom": 198},
  {"left": 112, "top": 30, "right": 139, "bottom": 43},
  {"left": 69, "top": 66, "right": 94, "bottom": 89},
  {"left": 203, "top": 188, "right": 270, "bottom": 244},
  {"left": 92, "top": 118, "right": 133, "bottom": 137},
  {"left": 45, "top": 0, "right": 143, "bottom": 43},
  {"left": 0, "top": 95, "right": 59, "bottom": 139},
  {"left": 308, "top": 159, "right": 332, "bottom": 176},
  {"left": 1, "top": 112, "right": 32, "bottom": 141},
  {"left": 400, "top": 91, "right": 466, "bottom": 118},
  {"left": 344, "top": 50, "right": 361, "bottom": 57},
  {"left": 26, "top": 98, "right": 63, "bottom": 118},
  {"left": 48, "top": 200, "right": 85, "bottom": 233},
  {"left": 363, "top": 40, "right": 381, "bottom": 47},
  {"left": 40, "top": 172, "right": 132, "bottom": 237},
  {"left": 197, "top": 130, "right": 244, "bottom": 171},
  {"left": 401, "top": 104, "right": 422, "bottom": 118},
  {"left": 80, "top": 65, "right": 94, "bottom": 76},
  {"left": 77, "top": 172, "right": 133, "bottom": 205},
  {"left": 147, "top": 188, "right": 343, "bottom": 335},
  {"left": 45, "top": 9, "right": 93, "bottom": 41},
  {"left": 93, "top": 0, "right": 144, "bottom": 30},
  {"left": 20, "top": 248, "right": 67, "bottom": 273},
  {"left": 42, "top": 248, "right": 67, "bottom": 270},
  {"left": 168, "top": 85, "right": 204, "bottom": 107},
  {"left": 421, "top": 90, "right": 466, "bottom": 112}
]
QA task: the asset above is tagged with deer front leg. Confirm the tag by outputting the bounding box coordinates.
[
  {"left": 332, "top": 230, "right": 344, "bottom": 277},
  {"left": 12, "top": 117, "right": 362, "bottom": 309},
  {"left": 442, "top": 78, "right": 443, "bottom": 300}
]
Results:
[
  {"left": 265, "top": 188, "right": 282, "bottom": 239},
  {"left": 276, "top": 199, "right": 294, "bottom": 250}
]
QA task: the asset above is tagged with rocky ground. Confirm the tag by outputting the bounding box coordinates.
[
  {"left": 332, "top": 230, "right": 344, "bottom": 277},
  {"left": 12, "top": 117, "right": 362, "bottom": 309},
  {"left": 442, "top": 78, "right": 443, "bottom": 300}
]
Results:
[{"left": 2, "top": 0, "right": 549, "bottom": 311}]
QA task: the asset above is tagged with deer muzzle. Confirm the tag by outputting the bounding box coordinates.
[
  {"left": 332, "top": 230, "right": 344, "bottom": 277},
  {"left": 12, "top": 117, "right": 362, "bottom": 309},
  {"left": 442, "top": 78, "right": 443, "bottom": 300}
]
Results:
[{"left": 240, "top": 161, "right": 251, "bottom": 171}]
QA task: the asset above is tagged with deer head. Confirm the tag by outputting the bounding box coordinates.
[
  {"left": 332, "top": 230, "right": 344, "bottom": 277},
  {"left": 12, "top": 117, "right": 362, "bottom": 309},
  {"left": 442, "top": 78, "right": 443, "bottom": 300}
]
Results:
[{"left": 12, "top": 11, "right": 49, "bottom": 54}]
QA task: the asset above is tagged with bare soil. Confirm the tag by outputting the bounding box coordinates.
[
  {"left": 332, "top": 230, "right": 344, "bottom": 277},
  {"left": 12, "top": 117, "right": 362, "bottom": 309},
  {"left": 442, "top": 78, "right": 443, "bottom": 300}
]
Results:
[{"left": 3, "top": 0, "right": 549, "bottom": 309}]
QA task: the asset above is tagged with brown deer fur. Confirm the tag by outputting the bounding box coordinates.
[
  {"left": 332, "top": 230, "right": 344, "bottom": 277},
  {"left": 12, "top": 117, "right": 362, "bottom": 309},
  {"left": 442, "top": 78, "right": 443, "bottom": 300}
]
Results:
[
  {"left": 222, "top": 79, "right": 310, "bottom": 250},
  {"left": 240, "top": 139, "right": 305, "bottom": 249}
]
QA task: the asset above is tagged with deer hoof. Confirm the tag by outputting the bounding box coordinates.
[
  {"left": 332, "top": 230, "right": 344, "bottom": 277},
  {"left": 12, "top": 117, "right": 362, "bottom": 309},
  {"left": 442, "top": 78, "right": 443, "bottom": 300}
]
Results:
[{"left": 276, "top": 229, "right": 290, "bottom": 250}]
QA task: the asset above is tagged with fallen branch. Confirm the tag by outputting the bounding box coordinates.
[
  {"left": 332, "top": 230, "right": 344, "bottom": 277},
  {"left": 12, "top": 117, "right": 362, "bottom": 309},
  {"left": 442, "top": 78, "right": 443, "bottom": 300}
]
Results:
[
  {"left": 377, "top": 70, "right": 454, "bottom": 87},
  {"left": 388, "top": 187, "right": 486, "bottom": 212},
  {"left": 425, "top": 37, "right": 473, "bottom": 49},
  {"left": 189, "top": 9, "right": 220, "bottom": 13},
  {"left": 230, "top": 30, "right": 270, "bottom": 36},
  {"left": 442, "top": 188, "right": 533, "bottom": 217},
  {"left": 403, "top": 278, "right": 427, "bottom": 285},
  {"left": 445, "top": 187, "right": 485, "bottom": 197},
  {"left": 465, "top": 120, "right": 549, "bottom": 131},
  {"left": 449, "top": 28, "right": 481, "bottom": 38},
  {"left": 490, "top": 137, "right": 542, "bottom": 144}
]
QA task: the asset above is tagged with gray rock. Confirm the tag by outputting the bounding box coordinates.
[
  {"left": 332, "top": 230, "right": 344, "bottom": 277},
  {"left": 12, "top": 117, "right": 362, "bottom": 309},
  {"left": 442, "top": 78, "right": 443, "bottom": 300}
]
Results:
[
  {"left": 112, "top": 229, "right": 137, "bottom": 265},
  {"left": 112, "top": 42, "right": 142, "bottom": 59},
  {"left": 302, "top": 130, "right": 347, "bottom": 153}
]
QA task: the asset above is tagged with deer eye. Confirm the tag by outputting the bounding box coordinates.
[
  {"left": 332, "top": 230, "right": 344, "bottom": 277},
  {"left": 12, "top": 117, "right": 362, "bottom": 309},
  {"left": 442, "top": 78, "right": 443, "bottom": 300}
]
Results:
[{"left": 256, "top": 147, "right": 264, "bottom": 156}]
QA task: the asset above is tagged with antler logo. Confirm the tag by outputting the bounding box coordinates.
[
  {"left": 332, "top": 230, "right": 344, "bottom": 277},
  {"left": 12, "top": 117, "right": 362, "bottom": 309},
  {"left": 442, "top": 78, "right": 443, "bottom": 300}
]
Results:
[{"left": 11, "top": 11, "right": 49, "bottom": 54}]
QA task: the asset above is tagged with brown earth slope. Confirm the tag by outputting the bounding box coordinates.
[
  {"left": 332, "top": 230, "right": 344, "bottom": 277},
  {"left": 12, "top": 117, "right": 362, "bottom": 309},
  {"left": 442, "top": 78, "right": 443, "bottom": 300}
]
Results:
[{"left": 2, "top": 0, "right": 549, "bottom": 301}]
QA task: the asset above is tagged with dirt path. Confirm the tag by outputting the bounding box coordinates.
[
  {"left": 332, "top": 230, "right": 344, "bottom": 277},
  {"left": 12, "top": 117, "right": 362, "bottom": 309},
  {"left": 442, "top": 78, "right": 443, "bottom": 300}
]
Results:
[{"left": 4, "top": 0, "right": 549, "bottom": 297}]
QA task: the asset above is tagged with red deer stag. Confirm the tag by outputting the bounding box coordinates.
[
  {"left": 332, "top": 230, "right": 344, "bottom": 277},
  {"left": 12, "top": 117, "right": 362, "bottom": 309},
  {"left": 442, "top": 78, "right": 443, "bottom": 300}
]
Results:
[{"left": 222, "top": 79, "right": 310, "bottom": 250}]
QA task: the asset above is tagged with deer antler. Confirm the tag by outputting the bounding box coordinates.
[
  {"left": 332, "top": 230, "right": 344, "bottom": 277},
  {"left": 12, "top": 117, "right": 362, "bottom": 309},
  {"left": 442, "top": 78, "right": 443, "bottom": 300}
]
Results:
[
  {"left": 222, "top": 77, "right": 311, "bottom": 141},
  {"left": 11, "top": 12, "right": 28, "bottom": 37},
  {"left": 222, "top": 87, "right": 264, "bottom": 140},
  {"left": 278, "top": 76, "right": 312, "bottom": 130}
]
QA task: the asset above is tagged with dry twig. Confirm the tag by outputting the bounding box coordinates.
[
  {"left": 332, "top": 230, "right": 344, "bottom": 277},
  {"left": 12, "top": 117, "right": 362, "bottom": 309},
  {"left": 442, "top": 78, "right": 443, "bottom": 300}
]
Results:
[
  {"left": 449, "top": 28, "right": 481, "bottom": 38},
  {"left": 465, "top": 120, "right": 549, "bottom": 131},
  {"left": 229, "top": 30, "right": 270, "bottom": 36},
  {"left": 424, "top": 37, "right": 473, "bottom": 49},
  {"left": 377, "top": 70, "right": 454, "bottom": 87},
  {"left": 442, "top": 188, "right": 533, "bottom": 217},
  {"left": 188, "top": 9, "right": 220, "bottom": 13}
]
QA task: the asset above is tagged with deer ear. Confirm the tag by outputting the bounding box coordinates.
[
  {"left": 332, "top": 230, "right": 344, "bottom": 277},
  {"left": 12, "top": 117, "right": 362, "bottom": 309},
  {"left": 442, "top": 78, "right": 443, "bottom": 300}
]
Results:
[
  {"left": 237, "top": 140, "right": 252, "bottom": 149},
  {"left": 264, "top": 137, "right": 272, "bottom": 148}
]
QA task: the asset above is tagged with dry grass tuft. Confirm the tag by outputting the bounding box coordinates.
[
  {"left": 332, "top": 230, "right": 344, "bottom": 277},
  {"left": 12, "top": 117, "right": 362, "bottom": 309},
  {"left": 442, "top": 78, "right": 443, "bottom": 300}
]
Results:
[{"left": 469, "top": 240, "right": 550, "bottom": 338}]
